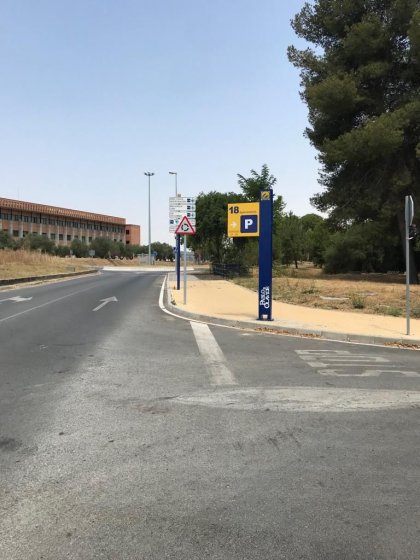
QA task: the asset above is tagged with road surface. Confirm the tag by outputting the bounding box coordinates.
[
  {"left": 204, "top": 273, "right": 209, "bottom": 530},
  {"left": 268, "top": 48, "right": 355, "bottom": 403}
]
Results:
[{"left": 1, "top": 270, "right": 419, "bottom": 559}]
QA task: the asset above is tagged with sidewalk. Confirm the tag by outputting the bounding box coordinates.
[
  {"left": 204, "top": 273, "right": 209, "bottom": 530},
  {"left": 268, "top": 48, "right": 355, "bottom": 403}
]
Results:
[{"left": 167, "top": 274, "right": 420, "bottom": 347}]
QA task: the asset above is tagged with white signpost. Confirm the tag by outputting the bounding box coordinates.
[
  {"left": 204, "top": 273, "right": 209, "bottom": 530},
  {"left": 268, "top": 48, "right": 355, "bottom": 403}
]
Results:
[
  {"left": 169, "top": 196, "right": 196, "bottom": 233},
  {"left": 169, "top": 196, "right": 196, "bottom": 293}
]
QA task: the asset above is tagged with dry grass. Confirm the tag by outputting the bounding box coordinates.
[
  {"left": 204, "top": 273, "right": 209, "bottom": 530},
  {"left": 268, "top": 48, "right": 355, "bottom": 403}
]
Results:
[
  {"left": 0, "top": 250, "right": 179, "bottom": 280},
  {"left": 0, "top": 250, "right": 99, "bottom": 279},
  {"left": 233, "top": 264, "right": 420, "bottom": 319}
]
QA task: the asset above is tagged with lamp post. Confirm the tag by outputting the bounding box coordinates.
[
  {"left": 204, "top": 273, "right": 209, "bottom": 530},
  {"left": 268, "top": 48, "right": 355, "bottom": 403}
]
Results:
[
  {"left": 144, "top": 172, "right": 154, "bottom": 265},
  {"left": 169, "top": 171, "right": 177, "bottom": 197}
]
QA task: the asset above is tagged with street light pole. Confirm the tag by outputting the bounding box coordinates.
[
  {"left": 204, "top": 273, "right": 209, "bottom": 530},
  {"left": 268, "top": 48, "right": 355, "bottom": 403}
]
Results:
[
  {"left": 169, "top": 171, "right": 177, "bottom": 196},
  {"left": 144, "top": 172, "right": 154, "bottom": 265}
]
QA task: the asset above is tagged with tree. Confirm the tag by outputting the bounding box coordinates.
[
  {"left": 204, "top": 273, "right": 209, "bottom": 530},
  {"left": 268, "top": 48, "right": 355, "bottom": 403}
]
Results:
[
  {"left": 237, "top": 164, "right": 285, "bottom": 227},
  {"left": 90, "top": 237, "right": 112, "bottom": 259},
  {"left": 237, "top": 164, "right": 286, "bottom": 260},
  {"left": 277, "top": 212, "right": 304, "bottom": 268},
  {"left": 22, "top": 233, "right": 55, "bottom": 254},
  {"left": 189, "top": 191, "right": 241, "bottom": 262},
  {"left": 0, "top": 231, "right": 13, "bottom": 249},
  {"left": 288, "top": 0, "right": 420, "bottom": 282},
  {"left": 151, "top": 242, "right": 174, "bottom": 261},
  {"left": 70, "top": 239, "right": 89, "bottom": 258},
  {"left": 300, "top": 213, "right": 330, "bottom": 264},
  {"left": 55, "top": 245, "right": 71, "bottom": 257},
  {"left": 324, "top": 221, "right": 403, "bottom": 273},
  {"left": 125, "top": 244, "right": 141, "bottom": 259},
  {"left": 237, "top": 164, "right": 277, "bottom": 200}
]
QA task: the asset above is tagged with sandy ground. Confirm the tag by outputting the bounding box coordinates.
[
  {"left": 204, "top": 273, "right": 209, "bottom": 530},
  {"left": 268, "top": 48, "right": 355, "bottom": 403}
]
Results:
[{"left": 170, "top": 277, "right": 420, "bottom": 343}]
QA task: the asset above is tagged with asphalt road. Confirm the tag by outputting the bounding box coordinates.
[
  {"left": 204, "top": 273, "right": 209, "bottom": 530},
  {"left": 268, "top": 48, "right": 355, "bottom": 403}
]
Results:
[{"left": 1, "top": 270, "right": 420, "bottom": 559}]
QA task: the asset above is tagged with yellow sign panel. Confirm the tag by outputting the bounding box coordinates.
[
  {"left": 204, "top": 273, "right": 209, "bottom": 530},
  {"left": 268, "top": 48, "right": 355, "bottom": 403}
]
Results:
[{"left": 227, "top": 202, "right": 260, "bottom": 237}]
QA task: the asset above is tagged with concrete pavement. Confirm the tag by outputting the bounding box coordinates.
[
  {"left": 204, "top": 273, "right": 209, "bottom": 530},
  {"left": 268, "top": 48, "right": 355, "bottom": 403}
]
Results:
[{"left": 167, "top": 273, "right": 420, "bottom": 347}]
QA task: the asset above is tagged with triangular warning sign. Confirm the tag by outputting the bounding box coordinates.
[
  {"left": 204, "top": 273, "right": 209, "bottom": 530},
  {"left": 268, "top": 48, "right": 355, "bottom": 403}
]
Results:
[{"left": 175, "top": 215, "right": 196, "bottom": 235}]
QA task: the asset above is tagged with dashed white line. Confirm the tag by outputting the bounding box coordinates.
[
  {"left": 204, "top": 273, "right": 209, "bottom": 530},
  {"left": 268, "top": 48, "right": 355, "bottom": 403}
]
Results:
[{"left": 190, "top": 321, "right": 237, "bottom": 386}]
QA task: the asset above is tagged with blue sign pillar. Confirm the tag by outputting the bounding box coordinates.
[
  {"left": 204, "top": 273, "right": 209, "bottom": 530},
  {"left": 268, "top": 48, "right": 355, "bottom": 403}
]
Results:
[
  {"left": 176, "top": 235, "right": 181, "bottom": 290},
  {"left": 258, "top": 189, "right": 273, "bottom": 320}
]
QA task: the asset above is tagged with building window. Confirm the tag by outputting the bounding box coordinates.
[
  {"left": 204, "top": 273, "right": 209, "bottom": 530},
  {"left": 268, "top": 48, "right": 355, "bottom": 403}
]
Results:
[
  {"left": 50, "top": 233, "right": 56, "bottom": 240},
  {"left": 73, "top": 222, "right": 79, "bottom": 228},
  {"left": 14, "top": 215, "right": 21, "bottom": 221},
  {"left": 74, "top": 235, "right": 79, "bottom": 240},
  {"left": 41, "top": 218, "right": 48, "bottom": 224},
  {"left": 23, "top": 215, "right": 30, "bottom": 222},
  {"left": 126, "top": 229, "right": 129, "bottom": 235},
  {"left": 88, "top": 236, "right": 92, "bottom": 242},
  {"left": 32, "top": 217, "right": 38, "bottom": 224},
  {"left": 13, "top": 230, "right": 19, "bottom": 237},
  {"left": 67, "top": 235, "right": 71, "bottom": 241},
  {"left": 42, "top": 232, "right": 47, "bottom": 237},
  {"left": 58, "top": 220, "right": 65, "bottom": 227},
  {"left": 23, "top": 231, "right": 28, "bottom": 237},
  {"left": 82, "top": 236, "right": 86, "bottom": 242},
  {"left": 59, "top": 234, "right": 63, "bottom": 241},
  {"left": 1, "top": 213, "right": 12, "bottom": 220}
]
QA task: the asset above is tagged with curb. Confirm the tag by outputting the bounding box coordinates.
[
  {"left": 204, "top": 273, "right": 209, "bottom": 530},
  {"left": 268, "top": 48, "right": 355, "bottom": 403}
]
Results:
[{"left": 164, "top": 276, "right": 420, "bottom": 350}]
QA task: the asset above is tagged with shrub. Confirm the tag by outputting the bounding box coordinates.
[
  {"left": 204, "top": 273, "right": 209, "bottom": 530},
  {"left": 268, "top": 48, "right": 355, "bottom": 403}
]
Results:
[{"left": 351, "top": 294, "right": 366, "bottom": 309}]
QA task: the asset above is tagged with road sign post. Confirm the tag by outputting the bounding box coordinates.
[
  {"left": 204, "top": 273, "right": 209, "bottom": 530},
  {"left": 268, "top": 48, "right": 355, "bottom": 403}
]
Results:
[
  {"left": 170, "top": 197, "right": 196, "bottom": 291},
  {"left": 226, "top": 195, "right": 273, "bottom": 320},
  {"left": 258, "top": 189, "right": 273, "bottom": 320},
  {"left": 405, "top": 195, "right": 414, "bottom": 335},
  {"left": 184, "top": 234, "right": 187, "bottom": 304},
  {"left": 176, "top": 235, "right": 181, "bottom": 290},
  {"left": 175, "top": 215, "right": 196, "bottom": 304}
]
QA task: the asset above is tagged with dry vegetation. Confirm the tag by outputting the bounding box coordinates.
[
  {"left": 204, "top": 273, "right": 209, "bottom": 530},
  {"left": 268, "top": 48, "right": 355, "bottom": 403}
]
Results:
[
  {"left": 0, "top": 250, "right": 98, "bottom": 279},
  {"left": 0, "top": 250, "right": 177, "bottom": 281},
  {"left": 232, "top": 264, "right": 420, "bottom": 319}
]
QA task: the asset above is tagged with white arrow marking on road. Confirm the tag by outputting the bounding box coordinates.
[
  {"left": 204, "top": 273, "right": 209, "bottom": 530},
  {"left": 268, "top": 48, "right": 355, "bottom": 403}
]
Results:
[
  {"left": 92, "top": 296, "right": 118, "bottom": 312},
  {"left": 0, "top": 296, "right": 33, "bottom": 304}
]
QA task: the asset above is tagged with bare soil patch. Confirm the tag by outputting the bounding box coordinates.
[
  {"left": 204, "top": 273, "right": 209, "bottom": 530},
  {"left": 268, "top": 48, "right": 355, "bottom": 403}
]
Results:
[{"left": 233, "top": 264, "right": 420, "bottom": 319}]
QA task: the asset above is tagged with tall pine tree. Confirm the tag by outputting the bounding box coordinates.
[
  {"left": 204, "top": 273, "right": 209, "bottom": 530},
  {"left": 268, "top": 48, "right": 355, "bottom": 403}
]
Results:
[{"left": 288, "top": 0, "right": 420, "bottom": 282}]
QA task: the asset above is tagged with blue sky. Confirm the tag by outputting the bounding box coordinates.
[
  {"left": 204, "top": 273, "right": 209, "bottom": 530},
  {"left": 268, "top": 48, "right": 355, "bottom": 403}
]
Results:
[{"left": 1, "top": 0, "right": 319, "bottom": 244}]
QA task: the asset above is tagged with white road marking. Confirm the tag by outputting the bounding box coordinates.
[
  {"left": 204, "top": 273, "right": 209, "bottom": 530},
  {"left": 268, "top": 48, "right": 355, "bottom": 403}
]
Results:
[
  {"left": 307, "top": 357, "right": 389, "bottom": 367},
  {"left": 0, "top": 285, "right": 98, "bottom": 323},
  {"left": 174, "top": 386, "right": 420, "bottom": 412},
  {"left": 190, "top": 321, "right": 237, "bottom": 386},
  {"left": 92, "top": 296, "right": 118, "bottom": 312},
  {"left": 0, "top": 296, "right": 33, "bottom": 303},
  {"left": 318, "top": 369, "right": 420, "bottom": 377},
  {"left": 296, "top": 349, "right": 419, "bottom": 378}
]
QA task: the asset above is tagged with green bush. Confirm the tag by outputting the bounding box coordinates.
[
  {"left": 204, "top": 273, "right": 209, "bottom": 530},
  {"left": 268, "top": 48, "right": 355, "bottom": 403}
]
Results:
[
  {"left": 351, "top": 294, "right": 366, "bottom": 309},
  {"left": 324, "top": 222, "right": 401, "bottom": 274}
]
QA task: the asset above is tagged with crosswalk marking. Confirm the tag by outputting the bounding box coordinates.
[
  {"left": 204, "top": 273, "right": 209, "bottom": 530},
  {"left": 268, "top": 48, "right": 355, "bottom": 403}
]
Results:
[
  {"left": 296, "top": 349, "right": 419, "bottom": 378},
  {"left": 190, "top": 322, "right": 237, "bottom": 386}
]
